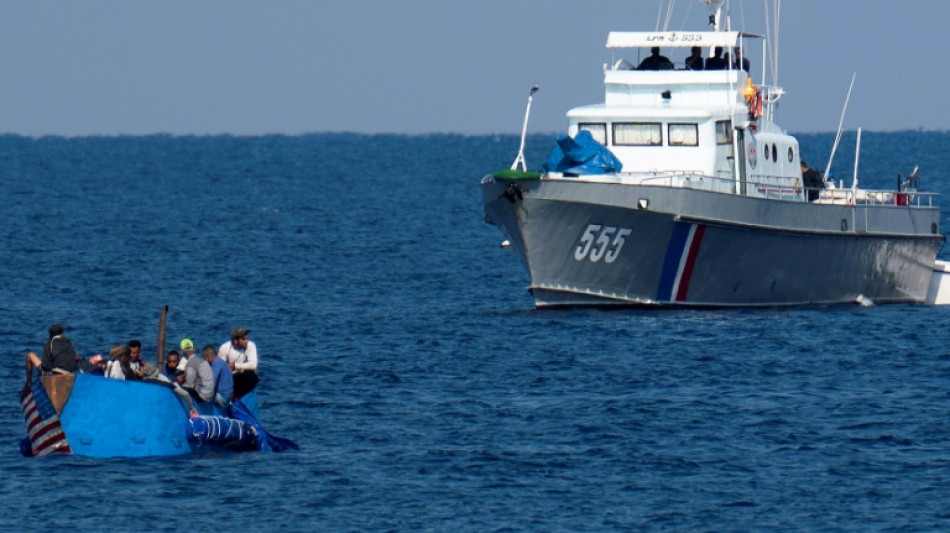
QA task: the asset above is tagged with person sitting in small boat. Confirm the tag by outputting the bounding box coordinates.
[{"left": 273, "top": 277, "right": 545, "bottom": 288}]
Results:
[
  {"left": 162, "top": 350, "right": 181, "bottom": 381},
  {"left": 128, "top": 339, "right": 157, "bottom": 378},
  {"left": 179, "top": 338, "right": 196, "bottom": 370},
  {"left": 705, "top": 47, "right": 728, "bottom": 70},
  {"left": 156, "top": 367, "right": 198, "bottom": 418},
  {"left": 28, "top": 324, "right": 78, "bottom": 374},
  {"left": 219, "top": 326, "right": 259, "bottom": 399},
  {"left": 685, "top": 46, "right": 704, "bottom": 70},
  {"left": 128, "top": 339, "right": 142, "bottom": 366},
  {"left": 84, "top": 354, "right": 106, "bottom": 375},
  {"left": 183, "top": 342, "right": 215, "bottom": 403},
  {"left": 637, "top": 47, "right": 673, "bottom": 70},
  {"left": 105, "top": 345, "right": 141, "bottom": 380},
  {"left": 202, "top": 344, "right": 233, "bottom": 407},
  {"left": 24, "top": 324, "right": 104, "bottom": 380}
]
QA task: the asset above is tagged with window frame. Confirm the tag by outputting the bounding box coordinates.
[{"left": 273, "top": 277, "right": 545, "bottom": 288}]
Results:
[
  {"left": 668, "top": 123, "right": 699, "bottom": 147},
  {"left": 612, "top": 122, "right": 663, "bottom": 147},
  {"left": 715, "top": 120, "right": 733, "bottom": 145},
  {"left": 577, "top": 122, "right": 608, "bottom": 145}
]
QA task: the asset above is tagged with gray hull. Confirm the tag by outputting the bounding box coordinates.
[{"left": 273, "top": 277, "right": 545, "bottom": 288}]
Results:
[{"left": 483, "top": 176, "right": 944, "bottom": 307}]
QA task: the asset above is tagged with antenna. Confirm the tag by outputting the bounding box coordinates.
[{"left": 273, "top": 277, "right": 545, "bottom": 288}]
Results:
[
  {"left": 511, "top": 84, "right": 539, "bottom": 171},
  {"left": 852, "top": 127, "right": 862, "bottom": 194},
  {"left": 824, "top": 72, "right": 856, "bottom": 181}
]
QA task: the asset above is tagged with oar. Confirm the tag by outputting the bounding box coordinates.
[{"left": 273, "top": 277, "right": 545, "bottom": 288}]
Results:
[{"left": 157, "top": 305, "right": 168, "bottom": 367}]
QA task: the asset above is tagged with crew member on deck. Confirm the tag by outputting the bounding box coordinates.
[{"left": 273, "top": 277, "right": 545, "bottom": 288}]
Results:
[
  {"left": 801, "top": 160, "right": 825, "bottom": 201},
  {"left": 637, "top": 47, "right": 674, "bottom": 70},
  {"left": 685, "top": 46, "right": 704, "bottom": 70},
  {"left": 705, "top": 47, "right": 728, "bottom": 70},
  {"left": 731, "top": 47, "right": 750, "bottom": 73}
]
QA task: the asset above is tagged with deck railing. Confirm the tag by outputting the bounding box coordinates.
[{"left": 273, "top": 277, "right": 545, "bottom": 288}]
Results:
[{"left": 551, "top": 171, "right": 939, "bottom": 208}]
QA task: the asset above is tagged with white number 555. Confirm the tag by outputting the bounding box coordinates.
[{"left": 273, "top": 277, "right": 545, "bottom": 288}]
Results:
[{"left": 574, "top": 224, "right": 632, "bottom": 263}]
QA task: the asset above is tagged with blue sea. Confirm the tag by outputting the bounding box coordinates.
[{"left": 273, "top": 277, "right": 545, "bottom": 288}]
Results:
[{"left": 2, "top": 131, "right": 950, "bottom": 531}]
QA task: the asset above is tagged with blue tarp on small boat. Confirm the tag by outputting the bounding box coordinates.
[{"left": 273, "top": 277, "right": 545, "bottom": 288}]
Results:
[
  {"left": 542, "top": 130, "right": 623, "bottom": 175},
  {"left": 20, "top": 371, "right": 296, "bottom": 458},
  {"left": 187, "top": 399, "right": 299, "bottom": 452}
]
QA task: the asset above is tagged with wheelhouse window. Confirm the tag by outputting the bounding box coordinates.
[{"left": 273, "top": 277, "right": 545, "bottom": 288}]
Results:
[
  {"left": 613, "top": 122, "right": 662, "bottom": 146},
  {"left": 668, "top": 123, "right": 699, "bottom": 146},
  {"left": 578, "top": 123, "right": 607, "bottom": 145},
  {"left": 715, "top": 120, "right": 732, "bottom": 145}
]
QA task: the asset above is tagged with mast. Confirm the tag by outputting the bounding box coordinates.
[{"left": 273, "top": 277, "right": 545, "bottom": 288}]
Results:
[
  {"left": 700, "top": 0, "right": 726, "bottom": 31},
  {"left": 510, "top": 85, "right": 539, "bottom": 172}
]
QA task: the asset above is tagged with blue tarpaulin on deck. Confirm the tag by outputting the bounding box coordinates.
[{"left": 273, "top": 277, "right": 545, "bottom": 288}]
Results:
[{"left": 542, "top": 130, "right": 622, "bottom": 175}]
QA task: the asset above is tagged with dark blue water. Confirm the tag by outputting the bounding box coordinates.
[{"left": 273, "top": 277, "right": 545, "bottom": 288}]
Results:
[{"left": 2, "top": 131, "right": 950, "bottom": 531}]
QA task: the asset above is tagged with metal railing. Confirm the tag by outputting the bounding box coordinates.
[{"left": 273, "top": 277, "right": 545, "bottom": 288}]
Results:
[{"left": 554, "top": 171, "right": 939, "bottom": 208}]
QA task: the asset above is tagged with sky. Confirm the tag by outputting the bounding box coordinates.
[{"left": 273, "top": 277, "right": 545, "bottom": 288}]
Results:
[{"left": 0, "top": 0, "right": 947, "bottom": 136}]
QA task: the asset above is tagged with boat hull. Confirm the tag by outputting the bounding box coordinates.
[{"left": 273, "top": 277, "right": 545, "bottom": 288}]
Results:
[
  {"left": 35, "top": 373, "right": 258, "bottom": 458},
  {"left": 483, "top": 176, "right": 944, "bottom": 307}
]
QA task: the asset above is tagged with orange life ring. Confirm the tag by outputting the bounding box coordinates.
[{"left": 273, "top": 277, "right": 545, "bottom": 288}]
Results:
[{"left": 748, "top": 89, "right": 763, "bottom": 120}]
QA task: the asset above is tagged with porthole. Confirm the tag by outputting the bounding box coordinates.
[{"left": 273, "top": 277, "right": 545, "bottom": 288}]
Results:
[
  {"left": 933, "top": 222, "right": 939, "bottom": 234},
  {"left": 787, "top": 147, "right": 794, "bottom": 162},
  {"left": 763, "top": 143, "right": 769, "bottom": 161},
  {"left": 841, "top": 219, "right": 848, "bottom": 231},
  {"left": 772, "top": 144, "right": 777, "bottom": 162}
]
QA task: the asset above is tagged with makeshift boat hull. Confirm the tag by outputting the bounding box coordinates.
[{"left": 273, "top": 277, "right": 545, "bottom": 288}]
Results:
[
  {"left": 483, "top": 177, "right": 944, "bottom": 307},
  {"left": 23, "top": 372, "right": 259, "bottom": 458}
]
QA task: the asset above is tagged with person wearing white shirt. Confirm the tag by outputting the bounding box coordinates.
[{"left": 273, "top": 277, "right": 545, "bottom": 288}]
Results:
[{"left": 217, "top": 326, "right": 259, "bottom": 399}]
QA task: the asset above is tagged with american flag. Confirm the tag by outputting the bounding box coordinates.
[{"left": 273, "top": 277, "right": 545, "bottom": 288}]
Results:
[{"left": 20, "top": 371, "right": 71, "bottom": 456}]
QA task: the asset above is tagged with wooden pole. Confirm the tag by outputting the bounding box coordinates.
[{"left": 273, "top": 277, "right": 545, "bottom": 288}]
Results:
[{"left": 157, "top": 305, "right": 168, "bottom": 366}]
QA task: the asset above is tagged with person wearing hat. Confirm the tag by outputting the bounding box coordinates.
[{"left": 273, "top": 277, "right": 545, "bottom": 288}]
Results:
[
  {"left": 105, "top": 345, "right": 140, "bottom": 380},
  {"left": 178, "top": 339, "right": 195, "bottom": 371},
  {"left": 217, "top": 326, "right": 258, "bottom": 399},
  {"left": 181, "top": 338, "right": 214, "bottom": 403}
]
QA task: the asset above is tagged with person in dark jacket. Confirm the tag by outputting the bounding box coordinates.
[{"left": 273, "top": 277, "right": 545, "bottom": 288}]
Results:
[
  {"left": 801, "top": 161, "right": 825, "bottom": 201},
  {"left": 685, "top": 46, "right": 705, "bottom": 70},
  {"left": 25, "top": 324, "right": 77, "bottom": 376},
  {"left": 42, "top": 324, "right": 77, "bottom": 372},
  {"left": 637, "top": 47, "right": 674, "bottom": 70},
  {"left": 705, "top": 47, "right": 728, "bottom": 70},
  {"left": 731, "top": 47, "right": 751, "bottom": 73}
]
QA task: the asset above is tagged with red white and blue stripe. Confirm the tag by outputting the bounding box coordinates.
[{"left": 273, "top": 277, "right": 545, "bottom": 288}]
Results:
[
  {"left": 20, "top": 371, "right": 71, "bottom": 456},
  {"left": 656, "top": 222, "right": 706, "bottom": 303}
]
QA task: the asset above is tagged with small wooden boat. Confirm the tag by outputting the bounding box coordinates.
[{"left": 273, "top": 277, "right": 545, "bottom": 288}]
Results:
[
  {"left": 20, "top": 371, "right": 298, "bottom": 457},
  {"left": 21, "top": 306, "right": 296, "bottom": 458},
  {"left": 21, "top": 367, "right": 295, "bottom": 458}
]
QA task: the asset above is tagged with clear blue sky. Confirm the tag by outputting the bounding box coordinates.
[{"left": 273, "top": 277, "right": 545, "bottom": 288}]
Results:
[{"left": 0, "top": 0, "right": 947, "bottom": 136}]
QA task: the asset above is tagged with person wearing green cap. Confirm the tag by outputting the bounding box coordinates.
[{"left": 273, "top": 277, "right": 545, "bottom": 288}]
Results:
[
  {"left": 178, "top": 338, "right": 195, "bottom": 371},
  {"left": 181, "top": 337, "right": 214, "bottom": 403}
]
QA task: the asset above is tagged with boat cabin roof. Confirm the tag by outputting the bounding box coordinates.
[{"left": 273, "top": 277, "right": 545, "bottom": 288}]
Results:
[{"left": 607, "top": 31, "right": 763, "bottom": 49}]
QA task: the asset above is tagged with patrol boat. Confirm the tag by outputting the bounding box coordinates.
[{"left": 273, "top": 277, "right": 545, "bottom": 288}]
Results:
[{"left": 480, "top": 0, "right": 945, "bottom": 308}]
